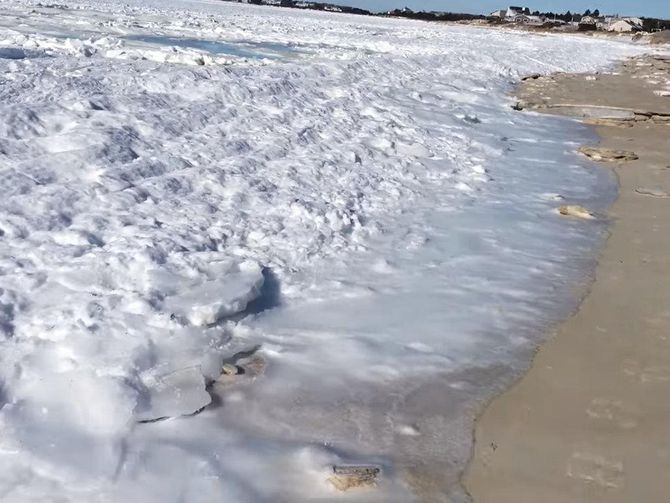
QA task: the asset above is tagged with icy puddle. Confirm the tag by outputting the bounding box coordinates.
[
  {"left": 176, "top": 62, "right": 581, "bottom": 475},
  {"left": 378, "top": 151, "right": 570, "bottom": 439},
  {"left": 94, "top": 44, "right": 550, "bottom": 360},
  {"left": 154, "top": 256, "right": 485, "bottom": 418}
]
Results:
[
  {"left": 0, "top": 0, "right": 647, "bottom": 501},
  {"left": 123, "top": 34, "right": 301, "bottom": 60},
  {"left": 0, "top": 47, "right": 43, "bottom": 59}
]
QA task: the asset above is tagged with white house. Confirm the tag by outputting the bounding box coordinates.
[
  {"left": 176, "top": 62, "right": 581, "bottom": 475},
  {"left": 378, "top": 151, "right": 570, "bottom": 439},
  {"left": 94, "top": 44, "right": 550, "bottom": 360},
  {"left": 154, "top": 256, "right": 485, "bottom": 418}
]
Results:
[
  {"left": 513, "top": 14, "right": 543, "bottom": 25},
  {"left": 608, "top": 19, "right": 642, "bottom": 32},
  {"left": 506, "top": 6, "right": 528, "bottom": 19}
]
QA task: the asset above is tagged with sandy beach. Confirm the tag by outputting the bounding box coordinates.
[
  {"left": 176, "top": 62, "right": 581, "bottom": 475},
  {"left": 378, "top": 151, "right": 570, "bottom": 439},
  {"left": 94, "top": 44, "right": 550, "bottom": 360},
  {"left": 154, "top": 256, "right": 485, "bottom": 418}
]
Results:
[{"left": 465, "top": 52, "right": 670, "bottom": 502}]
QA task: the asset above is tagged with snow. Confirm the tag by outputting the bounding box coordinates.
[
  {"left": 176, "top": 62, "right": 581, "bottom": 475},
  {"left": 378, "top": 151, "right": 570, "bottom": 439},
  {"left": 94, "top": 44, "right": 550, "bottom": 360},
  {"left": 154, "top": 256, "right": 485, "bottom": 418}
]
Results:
[{"left": 0, "top": 0, "right": 647, "bottom": 501}]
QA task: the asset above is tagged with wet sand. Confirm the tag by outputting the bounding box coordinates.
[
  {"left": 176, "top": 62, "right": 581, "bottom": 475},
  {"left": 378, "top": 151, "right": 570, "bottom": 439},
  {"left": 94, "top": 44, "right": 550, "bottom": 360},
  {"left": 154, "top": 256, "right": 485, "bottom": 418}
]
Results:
[{"left": 465, "top": 52, "right": 670, "bottom": 502}]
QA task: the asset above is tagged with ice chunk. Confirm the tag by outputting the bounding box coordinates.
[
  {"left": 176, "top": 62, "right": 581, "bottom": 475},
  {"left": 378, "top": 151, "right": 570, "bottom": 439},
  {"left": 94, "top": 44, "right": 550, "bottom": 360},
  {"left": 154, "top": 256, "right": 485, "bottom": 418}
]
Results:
[
  {"left": 165, "top": 261, "right": 264, "bottom": 326},
  {"left": 138, "top": 367, "right": 211, "bottom": 422}
]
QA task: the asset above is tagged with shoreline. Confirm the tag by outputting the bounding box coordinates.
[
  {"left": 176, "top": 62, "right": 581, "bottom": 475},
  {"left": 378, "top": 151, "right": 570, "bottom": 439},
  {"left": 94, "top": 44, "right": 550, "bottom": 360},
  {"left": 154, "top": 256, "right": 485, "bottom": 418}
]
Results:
[{"left": 464, "top": 52, "right": 670, "bottom": 501}]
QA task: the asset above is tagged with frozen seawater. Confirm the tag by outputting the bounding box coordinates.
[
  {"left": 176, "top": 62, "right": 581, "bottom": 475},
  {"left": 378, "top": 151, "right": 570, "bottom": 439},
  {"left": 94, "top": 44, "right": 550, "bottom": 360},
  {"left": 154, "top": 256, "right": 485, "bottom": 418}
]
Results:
[
  {"left": 0, "top": 47, "right": 28, "bottom": 59},
  {"left": 123, "top": 34, "right": 301, "bottom": 59}
]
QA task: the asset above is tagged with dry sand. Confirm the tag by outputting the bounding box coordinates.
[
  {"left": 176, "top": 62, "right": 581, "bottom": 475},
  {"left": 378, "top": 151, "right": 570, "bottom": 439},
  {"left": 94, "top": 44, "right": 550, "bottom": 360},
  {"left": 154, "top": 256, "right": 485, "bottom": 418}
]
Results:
[{"left": 465, "top": 53, "right": 670, "bottom": 502}]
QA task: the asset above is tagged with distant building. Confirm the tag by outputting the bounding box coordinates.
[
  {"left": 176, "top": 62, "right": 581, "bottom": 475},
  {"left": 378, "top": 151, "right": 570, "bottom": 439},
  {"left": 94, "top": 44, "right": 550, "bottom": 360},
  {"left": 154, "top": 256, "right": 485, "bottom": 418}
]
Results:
[
  {"left": 513, "top": 14, "right": 542, "bottom": 25},
  {"left": 506, "top": 6, "right": 529, "bottom": 19},
  {"left": 608, "top": 19, "right": 642, "bottom": 32},
  {"left": 578, "top": 15, "right": 599, "bottom": 31},
  {"left": 489, "top": 9, "right": 506, "bottom": 18},
  {"left": 578, "top": 22, "right": 597, "bottom": 31}
]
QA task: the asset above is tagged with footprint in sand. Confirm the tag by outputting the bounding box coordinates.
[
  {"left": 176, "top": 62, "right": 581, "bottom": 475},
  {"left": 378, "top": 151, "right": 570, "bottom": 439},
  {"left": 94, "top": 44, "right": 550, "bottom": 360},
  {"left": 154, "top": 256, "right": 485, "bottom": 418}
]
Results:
[
  {"left": 586, "top": 398, "right": 639, "bottom": 429},
  {"left": 566, "top": 451, "right": 624, "bottom": 489},
  {"left": 622, "top": 358, "right": 670, "bottom": 384},
  {"left": 646, "top": 310, "right": 670, "bottom": 330}
]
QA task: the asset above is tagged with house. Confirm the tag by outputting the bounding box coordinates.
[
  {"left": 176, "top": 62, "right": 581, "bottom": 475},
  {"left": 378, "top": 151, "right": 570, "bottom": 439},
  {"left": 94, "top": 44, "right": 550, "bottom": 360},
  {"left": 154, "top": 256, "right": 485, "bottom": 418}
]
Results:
[
  {"left": 597, "top": 17, "right": 615, "bottom": 30},
  {"left": 513, "top": 14, "right": 542, "bottom": 25},
  {"left": 578, "top": 21, "right": 597, "bottom": 31},
  {"left": 608, "top": 19, "right": 642, "bottom": 32},
  {"left": 489, "top": 9, "right": 506, "bottom": 18},
  {"left": 506, "top": 6, "right": 529, "bottom": 19},
  {"left": 578, "top": 15, "right": 599, "bottom": 31}
]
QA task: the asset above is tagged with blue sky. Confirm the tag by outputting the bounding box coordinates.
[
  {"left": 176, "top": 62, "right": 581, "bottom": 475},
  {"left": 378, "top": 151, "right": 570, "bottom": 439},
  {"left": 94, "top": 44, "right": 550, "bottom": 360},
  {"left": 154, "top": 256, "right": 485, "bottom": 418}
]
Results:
[{"left": 331, "top": 1, "right": 670, "bottom": 18}]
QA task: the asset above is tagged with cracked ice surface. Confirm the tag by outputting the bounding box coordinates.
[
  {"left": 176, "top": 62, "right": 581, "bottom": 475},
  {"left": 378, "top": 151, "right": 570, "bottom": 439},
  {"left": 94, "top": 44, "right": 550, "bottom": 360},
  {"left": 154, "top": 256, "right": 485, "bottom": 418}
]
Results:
[{"left": 0, "top": 0, "right": 646, "bottom": 501}]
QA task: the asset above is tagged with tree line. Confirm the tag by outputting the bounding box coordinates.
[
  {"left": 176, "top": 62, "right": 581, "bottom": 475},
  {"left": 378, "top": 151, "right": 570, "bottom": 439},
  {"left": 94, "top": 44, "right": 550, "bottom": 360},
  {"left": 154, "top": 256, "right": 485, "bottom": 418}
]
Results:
[{"left": 530, "top": 9, "right": 601, "bottom": 22}]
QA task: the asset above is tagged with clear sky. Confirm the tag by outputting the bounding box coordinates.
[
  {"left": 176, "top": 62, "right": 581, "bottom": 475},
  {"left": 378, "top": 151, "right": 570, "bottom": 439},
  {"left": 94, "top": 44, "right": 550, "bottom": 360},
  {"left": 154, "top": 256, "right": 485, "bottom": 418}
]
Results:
[{"left": 331, "top": 1, "right": 670, "bottom": 18}]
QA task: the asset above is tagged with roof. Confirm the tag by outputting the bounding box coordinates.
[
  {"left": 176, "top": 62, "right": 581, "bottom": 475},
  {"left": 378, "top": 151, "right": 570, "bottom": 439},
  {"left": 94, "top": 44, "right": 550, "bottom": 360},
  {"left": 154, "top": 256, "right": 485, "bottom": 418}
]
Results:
[{"left": 608, "top": 19, "right": 643, "bottom": 31}]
